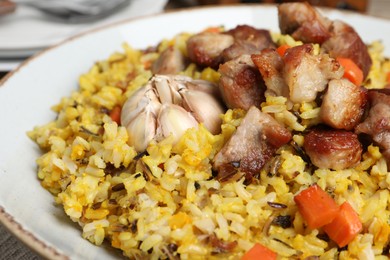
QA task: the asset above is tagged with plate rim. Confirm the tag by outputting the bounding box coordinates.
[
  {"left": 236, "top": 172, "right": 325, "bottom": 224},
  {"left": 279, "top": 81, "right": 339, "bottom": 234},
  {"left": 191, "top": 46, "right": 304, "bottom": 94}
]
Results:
[{"left": 0, "top": 206, "right": 68, "bottom": 259}]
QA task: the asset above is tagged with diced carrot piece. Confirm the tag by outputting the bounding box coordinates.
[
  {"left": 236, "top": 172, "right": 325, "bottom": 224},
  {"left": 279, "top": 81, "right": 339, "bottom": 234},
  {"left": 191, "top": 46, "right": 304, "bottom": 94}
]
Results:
[
  {"left": 241, "top": 243, "right": 277, "bottom": 260},
  {"left": 323, "top": 202, "right": 362, "bottom": 248},
  {"left": 109, "top": 105, "right": 121, "bottom": 125},
  {"left": 276, "top": 44, "right": 291, "bottom": 57},
  {"left": 294, "top": 184, "right": 339, "bottom": 229},
  {"left": 203, "top": 26, "right": 223, "bottom": 33},
  {"left": 143, "top": 59, "right": 153, "bottom": 70},
  {"left": 337, "top": 57, "right": 364, "bottom": 86}
]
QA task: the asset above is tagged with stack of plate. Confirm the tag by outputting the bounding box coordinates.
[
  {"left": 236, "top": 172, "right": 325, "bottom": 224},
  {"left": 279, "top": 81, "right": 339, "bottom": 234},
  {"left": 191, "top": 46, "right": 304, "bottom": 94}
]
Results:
[{"left": 0, "top": 0, "right": 168, "bottom": 71}]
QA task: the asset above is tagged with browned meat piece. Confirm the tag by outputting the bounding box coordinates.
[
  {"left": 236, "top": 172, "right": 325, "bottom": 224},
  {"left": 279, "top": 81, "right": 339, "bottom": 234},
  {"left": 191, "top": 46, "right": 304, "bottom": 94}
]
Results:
[
  {"left": 218, "top": 54, "right": 266, "bottom": 110},
  {"left": 278, "top": 2, "right": 372, "bottom": 79},
  {"left": 251, "top": 49, "right": 289, "bottom": 98},
  {"left": 213, "top": 106, "right": 292, "bottom": 182},
  {"left": 283, "top": 44, "right": 343, "bottom": 103},
  {"left": 186, "top": 32, "right": 234, "bottom": 68},
  {"left": 321, "top": 20, "right": 372, "bottom": 78},
  {"left": 278, "top": 2, "right": 331, "bottom": 44},
  {"left": 151, "top": 46, "right": 186, "bottom": 75},
  {"left": 222, "top": 25, "right": 276, "bottom": 61},
  {"left": 304, "top": 128, "right": 362, "bottom": 170},
  {"left": 355, "top": 90, "right": 390, "bottom": 165},
  {"left": 320, "top": 78, "right": 367, "bottom": 130}
]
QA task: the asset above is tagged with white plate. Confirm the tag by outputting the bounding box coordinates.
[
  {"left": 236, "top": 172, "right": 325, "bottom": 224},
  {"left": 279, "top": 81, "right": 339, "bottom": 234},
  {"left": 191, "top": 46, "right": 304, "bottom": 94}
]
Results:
[
  {"left": 0, "top": 0, "right": 168, "bottom": 58},
  {"left": 0, "top": 5, "right": 389, "bottom": 260}
]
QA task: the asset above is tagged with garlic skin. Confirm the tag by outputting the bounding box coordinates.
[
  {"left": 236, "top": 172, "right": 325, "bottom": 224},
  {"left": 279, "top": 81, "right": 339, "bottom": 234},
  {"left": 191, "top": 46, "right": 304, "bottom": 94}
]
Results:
[
  {"left": 180, "top": 88, "right": 222, "bottom": 134},
  {"left": 126, "top": 109, "right": 157, "bottom": 152},
  {"left": 121, "top": 75, "right": 225, "bottom": 152},
  {"left": 155, "top": 104, "right": 199, "bottom": 144},
  {"left": 120, "top": 86, "right": 160, "bottom": 128}
]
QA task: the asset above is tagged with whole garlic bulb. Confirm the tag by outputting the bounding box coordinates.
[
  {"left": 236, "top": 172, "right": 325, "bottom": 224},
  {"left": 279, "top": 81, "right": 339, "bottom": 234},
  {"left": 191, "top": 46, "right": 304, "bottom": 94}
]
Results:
[{"left": 121, "top": 75, "right": 225, "bottom": 152}]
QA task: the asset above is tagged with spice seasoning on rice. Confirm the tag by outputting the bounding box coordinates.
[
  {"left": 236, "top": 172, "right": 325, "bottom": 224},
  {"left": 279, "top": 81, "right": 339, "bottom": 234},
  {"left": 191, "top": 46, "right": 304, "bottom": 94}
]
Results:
[{"left": 28, "top": 3, "right": 390, "bottom": 259}]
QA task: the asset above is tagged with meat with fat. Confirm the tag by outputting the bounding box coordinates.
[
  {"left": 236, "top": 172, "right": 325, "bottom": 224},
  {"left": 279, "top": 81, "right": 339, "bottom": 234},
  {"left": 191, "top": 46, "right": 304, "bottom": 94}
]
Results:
[
  {"left": 218, "top": 54, "right": 266, "bottom": 110},
  {"left": 222, "top": 25, "right": 276, "bottom": 61},
  {"left": 278, "top": 2, "right": 372, "bottom": 78},
  {"left": 320, "top": 78, "right": 367, "bottom": 130},
  {"left": 251, "top": 49, "right": 289, "bottom": 98},
  {"left": 283, "top": 44, "right": 343, "bottom": 103},
  {"left": 213, "top": 106, "right": 292, "bottom": 182},
  {"left": 321, "top": 20, "right": 372, "bottom": 78},
  {"left": 355, "top": 90, "right": 390, "bottom": 165},
  {"left": 278, "top": 2, "right": 331, "bottom": 44},
  {"left": 303, "top": 128, "right": 363, "bottom": 170},
  {"left": 186, "top": 32, "right": 234, "bottom": 68}
]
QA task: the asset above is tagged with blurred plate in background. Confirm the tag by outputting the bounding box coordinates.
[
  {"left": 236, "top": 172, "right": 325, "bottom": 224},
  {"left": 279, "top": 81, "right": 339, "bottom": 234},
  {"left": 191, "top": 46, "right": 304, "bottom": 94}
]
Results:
[{"left": 0, "top": 0, "right": 167, "bottom": 58}]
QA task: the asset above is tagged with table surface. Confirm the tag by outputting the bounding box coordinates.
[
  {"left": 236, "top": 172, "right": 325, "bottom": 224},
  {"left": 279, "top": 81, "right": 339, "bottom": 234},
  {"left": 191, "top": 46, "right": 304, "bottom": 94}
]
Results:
[{"left": 0, "top": 0, "right": 389, "bottom": 259}]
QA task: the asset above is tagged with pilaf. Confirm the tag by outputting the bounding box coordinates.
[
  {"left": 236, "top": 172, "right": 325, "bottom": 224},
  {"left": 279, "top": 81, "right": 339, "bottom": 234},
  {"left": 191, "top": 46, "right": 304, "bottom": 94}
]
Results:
[{"left": 28, "top": 5, "right": 390, "bottom": 260}]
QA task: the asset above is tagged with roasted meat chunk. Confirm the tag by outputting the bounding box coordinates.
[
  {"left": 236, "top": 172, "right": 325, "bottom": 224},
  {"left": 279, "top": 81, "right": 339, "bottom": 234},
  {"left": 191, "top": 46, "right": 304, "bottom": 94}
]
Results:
[
  {"left": 213, "top": 106, "right": 292, "bottom": 182},
  {"left": 278, "top": 2, "right": 331, "bottom": 44},
  {"left": 251, "top": 49, "right": 289, "bottom": 98},
  {"left": 151, "top": 46, "right": 186, "bottom": 75},
  {"left": 304, "top": 128, "right": 362, "bottom": 170},
  {"left": 186, "top": 32, "right": 234, "bottom": 68},
  {"left": 321, "top": 20, "right": 372, "bottom": 78},
  {"left": 278, "top": 2, "right": 372, "bottom": 78},
  {"left": 222, "top": 25, "right": 276, "bottom": 61},
  {"left": 355, "top": 90, "right": 390, "bottom": 165},
  {"left": 218, "top": 54, "right": 266, "bottom": 110},
  {"left": 283, "top": 44, "right": 343, "bottom": 103},
  {"left": 320, "top": 78, "right": 367, "bottom": 130}
]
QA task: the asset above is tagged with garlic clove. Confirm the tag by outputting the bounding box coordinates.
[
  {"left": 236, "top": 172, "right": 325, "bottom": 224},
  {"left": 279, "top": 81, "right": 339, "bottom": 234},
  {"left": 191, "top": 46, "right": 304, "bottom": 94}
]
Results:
[
  {"left": 180, "top": 89, "right": 224, "bottom": 135},
  {"left": 126, "top": 108, "right": 157, "bottom": 152},
  {"left": 154, "top": 75, "right": 183, "bottom": 105},
  {"left": 154, "top": 75, "right": 173, "bottom": 104},
  {"left": 122, "top": 74, "right": 226, "bottom": 152},
  {"left": 168, "top": 77, "right": 187, "bottom": 105},
  {"left": 144, "top": 88, "right": 162, "bottom": 115},
  {"left": 156, "top": 103, "right": 198, "bottom": 144},
  {"left": 121, "top": 85, "right": 149, "bottom": 127},
  {"left": 121, "top": 85, "right": 160, "bottom": 128}
]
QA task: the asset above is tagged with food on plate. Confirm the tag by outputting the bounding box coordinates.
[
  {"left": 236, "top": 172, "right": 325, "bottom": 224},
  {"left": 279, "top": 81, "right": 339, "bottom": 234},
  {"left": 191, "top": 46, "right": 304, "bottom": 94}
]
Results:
[{"left": 28, "top": 2, "right": 390, "bottom": 259}]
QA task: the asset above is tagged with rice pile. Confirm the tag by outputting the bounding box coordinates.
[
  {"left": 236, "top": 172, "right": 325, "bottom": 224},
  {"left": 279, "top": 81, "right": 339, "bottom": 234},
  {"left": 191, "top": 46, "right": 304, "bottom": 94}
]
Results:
[{"left": 28, "top": 29, "right": 390, "bottom": 259}]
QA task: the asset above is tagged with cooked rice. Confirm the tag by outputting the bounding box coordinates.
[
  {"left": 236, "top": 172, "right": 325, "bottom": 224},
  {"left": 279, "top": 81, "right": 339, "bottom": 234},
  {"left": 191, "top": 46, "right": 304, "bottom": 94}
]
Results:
[{"left": 28, "top": 28, "right": 390, "bottom": 259}]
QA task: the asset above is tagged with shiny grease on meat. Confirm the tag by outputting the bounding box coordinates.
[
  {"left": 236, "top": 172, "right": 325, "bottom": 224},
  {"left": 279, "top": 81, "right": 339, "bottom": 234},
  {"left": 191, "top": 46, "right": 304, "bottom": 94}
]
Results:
[
  {"left": 282, "top": 44, "right": 343, "bottom": 103},
  {"left": 304, "top": 128, "right": 363, "bottom": 170},
  {"left": 320, "top": 78, "right": 367, "bottom": 130}
]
